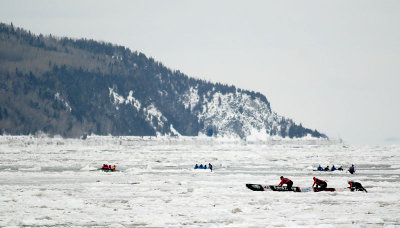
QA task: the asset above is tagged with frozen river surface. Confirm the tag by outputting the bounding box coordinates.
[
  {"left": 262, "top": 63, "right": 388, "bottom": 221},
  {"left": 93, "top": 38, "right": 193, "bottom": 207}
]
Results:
[{"left": 0, "top": 136, "right": 399, "bottom": 227}]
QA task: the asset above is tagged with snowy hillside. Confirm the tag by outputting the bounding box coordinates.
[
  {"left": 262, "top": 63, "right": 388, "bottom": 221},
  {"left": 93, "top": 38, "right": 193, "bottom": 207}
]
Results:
[{"left": 0, "top": 22, "right": 326, "bottom": 139}]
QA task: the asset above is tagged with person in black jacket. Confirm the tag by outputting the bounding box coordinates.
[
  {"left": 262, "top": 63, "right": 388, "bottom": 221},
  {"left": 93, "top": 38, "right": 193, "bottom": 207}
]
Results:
[{"left": 348, "top": 180, "right": 367, "bottom": 192}]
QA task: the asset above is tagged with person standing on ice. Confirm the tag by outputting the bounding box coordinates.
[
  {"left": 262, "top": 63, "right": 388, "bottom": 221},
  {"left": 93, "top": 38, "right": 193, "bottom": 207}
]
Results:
[
  {"left": 348, "top": 180, "right": 367, "bottom": 192},
  {"left": 312, "top": 177, "right": 327, "bottom": 190},
  {"left": 348, "top": 164, "right": 356, "bottom": 174},
  {"left": 208, "top": 163, "right": 212, "bottom": 172},
  {"left": 278, "top": 176, "right": 293, "bottom": 190}
]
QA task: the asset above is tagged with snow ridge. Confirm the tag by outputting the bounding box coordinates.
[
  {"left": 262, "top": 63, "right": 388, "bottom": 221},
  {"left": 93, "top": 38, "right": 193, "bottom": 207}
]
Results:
[
  {"left": 196, "top": 89, "right": 281, "bottom": 139},
  {"left": 109, "top": 88, "right": 141, "bottom": 111},
  {"left": 109, "top": 88, "right": 175, "bottom": 136},
  {"left": 54, "top": 92, "right": 72, "bottom": 112}
]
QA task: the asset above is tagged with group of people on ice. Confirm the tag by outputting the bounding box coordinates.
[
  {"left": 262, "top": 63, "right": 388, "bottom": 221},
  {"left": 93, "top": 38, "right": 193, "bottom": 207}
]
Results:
[
  {"left": 278, "top": 176, "right": 367, "bottom": 192},
  {"left": 101, "top": 164, "right": 116, "bottom": 171},
  {"left": 317, "top": 164, "right": 343, "bottom": 171},
  {"left": 194, "top": 163, "right": 213, "bottom": 171},
  {"left": 316, "top": 164, "right": 356, "bottom": 174}
]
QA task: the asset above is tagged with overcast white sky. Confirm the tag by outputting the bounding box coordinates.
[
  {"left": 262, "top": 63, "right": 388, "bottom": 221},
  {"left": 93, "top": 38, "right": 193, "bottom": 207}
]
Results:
[{"left": 1, "top": 0, "right": 399, "bottom": 145}]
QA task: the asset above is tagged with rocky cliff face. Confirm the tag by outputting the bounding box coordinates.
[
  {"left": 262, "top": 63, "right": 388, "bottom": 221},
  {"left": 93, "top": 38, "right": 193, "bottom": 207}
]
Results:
[{"left": 0, "top": 23, "right": 326, "bottom": 139}]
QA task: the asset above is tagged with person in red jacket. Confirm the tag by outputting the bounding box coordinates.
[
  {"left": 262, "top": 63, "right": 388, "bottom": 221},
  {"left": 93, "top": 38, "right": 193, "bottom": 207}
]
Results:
[
  {"left": 312, "top": 177, "right": 327, "bottom": 190},
  {"left": 278, "top": 176, "right": 293, "bottom": 190}
]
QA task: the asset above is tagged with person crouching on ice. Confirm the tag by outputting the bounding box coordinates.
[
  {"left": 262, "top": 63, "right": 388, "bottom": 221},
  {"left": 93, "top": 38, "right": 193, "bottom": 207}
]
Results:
[
  {"left": 312, "top": 177, "right": 327, "bottom": 191},
  {"left": 278, "top": 176, "right": 293, "bottom": 190},
  {"left": 348, "top": 180, "right": 367, "bottom": 192}
]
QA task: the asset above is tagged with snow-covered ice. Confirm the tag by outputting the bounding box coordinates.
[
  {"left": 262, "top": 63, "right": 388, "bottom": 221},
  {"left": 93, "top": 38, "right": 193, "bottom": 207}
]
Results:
[{"left": 0, "top": 136, "right": 399, "bottom": 227}]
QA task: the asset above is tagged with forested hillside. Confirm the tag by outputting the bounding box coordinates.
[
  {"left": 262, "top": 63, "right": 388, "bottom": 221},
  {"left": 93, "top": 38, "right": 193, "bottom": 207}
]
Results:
[{"left": 0, "top": 22, "right": 326, "bottom": 139}]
